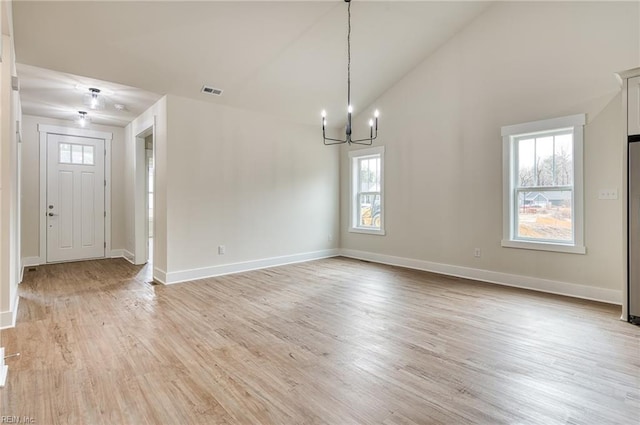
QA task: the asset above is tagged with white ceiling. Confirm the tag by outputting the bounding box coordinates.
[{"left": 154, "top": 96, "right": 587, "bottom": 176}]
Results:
[
  {"left": 17, "top": 63, "right": 162, "bottom": 127},
  {"left": 13, "top": 1, "right": 492, "bottom": 127}
]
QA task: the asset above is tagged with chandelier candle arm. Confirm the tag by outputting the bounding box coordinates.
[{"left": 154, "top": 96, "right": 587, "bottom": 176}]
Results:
[{"left": 321, "top": 0, "right": 379, "bottom": 146}]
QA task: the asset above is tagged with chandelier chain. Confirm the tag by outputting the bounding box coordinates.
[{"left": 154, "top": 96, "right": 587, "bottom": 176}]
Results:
[{"left": 347, "top": 0, "right": 351, "bottom": 107}]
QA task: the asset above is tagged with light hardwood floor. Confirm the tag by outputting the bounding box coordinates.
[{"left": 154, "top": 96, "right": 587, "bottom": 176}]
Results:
[{"left": 1, "top": 257, "right": 639, "bottom": 424}]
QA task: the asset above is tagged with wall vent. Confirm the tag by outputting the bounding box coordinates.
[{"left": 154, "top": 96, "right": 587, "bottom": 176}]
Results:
[{"left": 201, "top": 85, "right": 223, "bottom": 96}]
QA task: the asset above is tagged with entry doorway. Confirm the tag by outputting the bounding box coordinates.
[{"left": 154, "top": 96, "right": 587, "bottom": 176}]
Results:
[
  {"left": 38, "top": 125, "right": 113, "bottom": 264},
  {"left": 47, "top": 134, "right": 105, "bottom": 262}
]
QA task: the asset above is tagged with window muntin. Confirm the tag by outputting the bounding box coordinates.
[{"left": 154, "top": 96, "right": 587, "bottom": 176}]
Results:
[{"left": 349, "top": 146, "right": 385, "bottom": 235}]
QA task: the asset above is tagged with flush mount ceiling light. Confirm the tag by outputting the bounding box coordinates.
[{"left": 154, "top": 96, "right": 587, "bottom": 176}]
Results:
[
  {"left": 77, "top": 111, "right": 90, "bottom": 127},
  {"left": 75, "top": 84, "right": 114, "bottom": 95},
  {"left": 322, "top": 0, "right": 379, "bottom": 146},
  {"left": 83, "top": 88, "right": 106, "bottom": 110}
]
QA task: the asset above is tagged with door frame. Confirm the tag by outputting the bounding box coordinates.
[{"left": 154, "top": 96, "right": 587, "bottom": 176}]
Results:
[
  {"left": 38, "top": 124, "right": 113, "bottom": 264},
  {"left": 145, "top": 145, "right": 154, "bottom": 264},
  {"left": 134, "top": 122, "right": 155, "bottom": 265}
]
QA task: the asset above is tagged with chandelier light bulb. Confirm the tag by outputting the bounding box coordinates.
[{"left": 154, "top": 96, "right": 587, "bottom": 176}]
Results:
[
  {"left": 374, "top": 109, "right": 379, "bottom": 118},
  {"left": 348, "top": 105, "right": 353, "bottom": 114},
  {"left": 369, "top": 119, "right": 374, "bottom": 127},
  {"left": 321, "top": 110, "right": 326, "bottom": 118}
]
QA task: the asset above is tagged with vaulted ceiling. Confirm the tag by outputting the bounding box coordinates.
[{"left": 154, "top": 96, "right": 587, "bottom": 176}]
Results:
[{"left": 13, "top": 1, "right": 492, "bottom": 127}]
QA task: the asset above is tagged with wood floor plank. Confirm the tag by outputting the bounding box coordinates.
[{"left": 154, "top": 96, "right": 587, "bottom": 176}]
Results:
[{"left": 1, "top": 257, "right": 639, "bottom": 424}]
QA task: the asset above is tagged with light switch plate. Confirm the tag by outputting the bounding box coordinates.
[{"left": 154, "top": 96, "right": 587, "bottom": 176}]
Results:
[{"left": 598, "top": 189, "right": 618, "bottom": 200}]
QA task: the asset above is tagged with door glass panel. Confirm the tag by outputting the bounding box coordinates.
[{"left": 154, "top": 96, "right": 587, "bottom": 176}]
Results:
[
  {"left": 71, "top": 145, "right": 83, "bottom": 164},
  {"left": 83, "top": 146, "right": 95, "bottom": 165},
  {"left": 59, "top": 143, "right": 71, "bottom": 163}
]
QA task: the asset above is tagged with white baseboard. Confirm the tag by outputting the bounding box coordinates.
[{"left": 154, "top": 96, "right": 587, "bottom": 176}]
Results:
[
  {"left": 0, "top": 295, "right": 20, "bottom": 330},
  {"left": 0, "top": 347, "right": 7, "bottom": 387},
  {"left": 21, "top": 257, "right": 42, "bottom": 284},
  {"left": 22, "top": 256, "right": 40, "bottom": 267},
  {"left": 123, "top": 250, "right": 136, "bottom": 264},
  {"left": 340, "top": 249, "right": 622, "bottom": 305},
  {"left": 109, "top": 249, "right": 136, "bottom": 265},
  {"left": 109, "top": 249, "right": 124, "bottom": 258},
  {"left": 153, "top": 267, "right": 167, "bottom": 284},
  {"left": 163, "top": 249, "right": 340, "bottom": 285},
  {"left": 109, "top": 249, "right": 135, "bottom": 262}
]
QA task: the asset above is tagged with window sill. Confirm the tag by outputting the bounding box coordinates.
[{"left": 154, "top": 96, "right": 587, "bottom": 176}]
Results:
[
  {"left": 349, "top": 227, "right": 386, "bottom": 236},
  {"left": 501, "top": 239, "right": 586, "bottom": 254}
]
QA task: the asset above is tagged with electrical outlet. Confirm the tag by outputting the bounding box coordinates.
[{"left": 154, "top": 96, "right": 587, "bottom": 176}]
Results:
[
  {"left": 218, "top": 245, "right": 226, "bottom": 255},
  {"left": 474, "top": 248, "right": 481, "bottom": 258},
  {"left": 598, "top": 189, "right": 618, "bottom": 200}
]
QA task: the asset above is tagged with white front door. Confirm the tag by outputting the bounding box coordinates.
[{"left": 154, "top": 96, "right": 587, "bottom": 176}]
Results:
[{"left": 47, "top": 134, "right": 105, "bottom": 262}]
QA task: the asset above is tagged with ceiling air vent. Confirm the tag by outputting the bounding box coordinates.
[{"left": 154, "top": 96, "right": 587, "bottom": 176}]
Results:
[{"left": 201, "top": 85, "right": 223, "bottom": 96}]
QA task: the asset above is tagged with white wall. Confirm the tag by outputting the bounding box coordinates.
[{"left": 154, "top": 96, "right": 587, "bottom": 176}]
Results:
[
  {"left": 20, "top": 115, "right": 126, "bottom": 261},
  {"left": 341, "top": 1, "right": 639, "bottom": 303},
  {"left": 160, "top": 94, "right": 339, "bottom": 283},
  {"left": 0, "top": 1, "right": 20, "bottom": 329}
]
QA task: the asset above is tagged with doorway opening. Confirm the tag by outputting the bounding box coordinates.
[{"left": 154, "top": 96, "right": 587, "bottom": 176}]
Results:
[
  {"left": 134, "top": 124, "right": 154, "bottom": 277},
  {"left": 145, "top": 134, "right": 154, "bottom": 267}
]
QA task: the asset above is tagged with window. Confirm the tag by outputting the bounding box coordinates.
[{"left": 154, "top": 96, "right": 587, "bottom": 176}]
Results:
[
  {"left": 502, "top": 114, "right": 585, "bottom": 254},
  {"left": 59, "top": 143, "right": 95, "bottom": 165},
  {"left": 349, "top": 146, "right": 385, "bottom": 235}
]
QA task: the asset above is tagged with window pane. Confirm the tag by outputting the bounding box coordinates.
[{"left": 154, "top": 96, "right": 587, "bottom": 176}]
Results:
[
  {"left": 71, "top": 144, "right": 83, "bottom": 164},
  {"left": 372, "top": 158, "right": 380, "bottom": 191},
  {"left": 83, "top": 146, "right": 95, "bottom": 165},
  {"left": 516, "top": 190, "right": 572, "bottom": 242},
  {"left": 59, "top": 143, "right": 71, "bottom": 163},
  {"left": 369, "top": 159, "right": 376, "bottom": 191},
  {"left": 359, "top": 159, "right": 369, "bottom": 192},
  {"left": 358, "top": 193, "right": 381, "bottom": 229},
  {"left": 535, "top": 136, "right": 554, "bottom": 186},
  {"left": 554, "top": 133, "right": 573, "bottom": 185},
  {"left": 518, "top": 138, "right": 535, "bottom": 187},
  {"left": 358, "top": 156, "right": 381, "bottom": 193}
]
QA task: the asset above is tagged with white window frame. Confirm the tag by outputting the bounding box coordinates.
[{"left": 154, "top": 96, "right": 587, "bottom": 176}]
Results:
[
  {"left": 501, "top": 114, "right": 586, "bottom": 254},
  {"left": 349, "top": 146, "right": 385, "bottom": 235}
]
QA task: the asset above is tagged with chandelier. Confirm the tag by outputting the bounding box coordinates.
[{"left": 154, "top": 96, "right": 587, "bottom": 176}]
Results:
[{"left": 322, "top": 0, "right": 379, "bottom": 146}]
